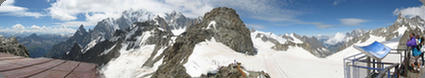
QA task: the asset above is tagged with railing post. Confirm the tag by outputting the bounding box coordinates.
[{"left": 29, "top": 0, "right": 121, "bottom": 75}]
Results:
[{"left": 344, "top": 59, "right": 351, "bottom": 78}]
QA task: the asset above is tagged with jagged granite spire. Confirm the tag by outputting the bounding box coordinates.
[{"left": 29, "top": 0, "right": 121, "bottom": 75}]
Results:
[
  {"left": 76, "top": 24, "right": 88, "bottom": 36},
  {"left": 152, "top": 7, "right": 257, "bottom": 78}
]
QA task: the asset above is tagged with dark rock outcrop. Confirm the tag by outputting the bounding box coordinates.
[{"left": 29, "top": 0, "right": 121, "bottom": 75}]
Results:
[
  {"left": 64, "top": 43, "right": 82, "bottom": 60},
  {"left": 202, "top": 7, "right": 256, "bottom": 55},
  {"left": 201, "top": 63, "right": 270, "bottom": 78},
  {"left": 0, "top": 37, "right": 30, "bottom": 57}
]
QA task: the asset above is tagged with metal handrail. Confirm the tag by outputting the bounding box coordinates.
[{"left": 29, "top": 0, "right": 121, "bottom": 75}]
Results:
[
  {"left": 377, "top": 63, "right": 400, "bottom": 78},
  {"left": 344, "top": 49, "right": 407, "bottom": 78}
]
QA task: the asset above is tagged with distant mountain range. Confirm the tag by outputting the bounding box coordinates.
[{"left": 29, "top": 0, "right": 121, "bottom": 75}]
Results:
[{"left": 17, "top": 33, "right": 68, "bottom": 57}]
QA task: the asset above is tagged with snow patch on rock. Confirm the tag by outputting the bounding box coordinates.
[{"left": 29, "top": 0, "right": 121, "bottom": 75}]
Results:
[{"left": 396, "top": 25, "right": 408, "bottom": 36}]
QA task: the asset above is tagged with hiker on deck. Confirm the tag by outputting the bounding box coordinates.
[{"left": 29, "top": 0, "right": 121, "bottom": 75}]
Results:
[{"left": 407, "top": 33, "right": 422, "bottom": 72}]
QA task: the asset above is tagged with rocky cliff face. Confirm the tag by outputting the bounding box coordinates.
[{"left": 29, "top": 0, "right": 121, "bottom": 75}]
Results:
[
  {"left": 0, "top": 36, "right": 30, "bottom": 57},
  {"left": 202, "top": 7, "right": 256, "bottom": 55},
  {"left": 152, "top": 7, "right": 258, "bottom": 77}
]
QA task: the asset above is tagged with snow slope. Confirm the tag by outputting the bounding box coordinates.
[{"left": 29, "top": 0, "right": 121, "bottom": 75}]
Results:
[
  {"left": 101, "top": 29, "right": 165, "bottom": 78},
  {"left": 101, "top": 29, "right": 403, "bottom": 78},
  {"left": 184, "top": 34, "right": 337, "bottom": 78},
  {"left": 101, "top": 44, "right": 165, "bottom": 78},
  {"left": 184, "top": 33, "right": 402, "bottom": 78}
]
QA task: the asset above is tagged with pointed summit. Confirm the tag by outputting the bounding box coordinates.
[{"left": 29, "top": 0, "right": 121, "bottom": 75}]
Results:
[
  {"left": 77, "top": 24, "right": 88, "bottom": 34},
  {"left": 72, "top": 24, "right": 88, "bottom": 37},
  {"left": 78, "top": 24, "right": 86, "bottom": 31}
]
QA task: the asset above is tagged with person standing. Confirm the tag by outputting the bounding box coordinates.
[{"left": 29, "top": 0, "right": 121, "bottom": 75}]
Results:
[{"left": 407, "top": 33, "right": 421, "bottom": 72}]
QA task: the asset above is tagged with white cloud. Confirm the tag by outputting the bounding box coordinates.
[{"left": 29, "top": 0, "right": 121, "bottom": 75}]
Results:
[
  {"left": 0, "top": 0, "right": 44, "bottom": 18},
  {"left": 12, "top": 24, "right": 25, "bottom": 30},
  {"left": 304, "top": 22, "right": 333, "bottom": 28},
  {"left": 47, "top": 0, "right": 212, "bottom": 21},
  {"left": 339, "top": 18, "right": 367, "bottom": 26},
  {"left": 47, "top": 0, "right": 335, "bottom": 29},
  {"left": 325, "top": 32, "right": 352, "bottom": 45},
  {"left": 31, "top": 25, "right": 41, "bottom": 29},
  {"left": 394, "top": 5, "right": 425, "bottom": 20},
  {"left": 47, "top": 0, "right": 305, "bottom": 25},
  {"left": 207, "top": 0, "right": 299, "bottom": 21},
  {"left": 0, "top": 24, "right": 76, "bottom": 34}
]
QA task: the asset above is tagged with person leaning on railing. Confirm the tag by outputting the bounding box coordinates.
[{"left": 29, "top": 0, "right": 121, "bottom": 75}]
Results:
[{"left": 407, "top": 33, "right": 421, "bottom": 72}]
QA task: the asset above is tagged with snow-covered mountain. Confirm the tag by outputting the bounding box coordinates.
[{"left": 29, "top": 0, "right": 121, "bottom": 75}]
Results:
[
  {"left": 46, "top": 9, "right": 200, "bottom": 59},
  {"left": 100, "top": 7, "right": 263, "bottom": 77},
  {"left": 252, "top": 14, "right": 425, "bottom": 58},
  {"left": 44, "top": 5, "right": 425, "bottom": 78}
]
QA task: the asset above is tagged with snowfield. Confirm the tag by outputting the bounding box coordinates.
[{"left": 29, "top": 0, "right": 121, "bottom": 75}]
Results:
[
  {"left": 101, "top": 44, "right": 165, "bottom": 78},
  {"left": 101, "top": 31, "right": 403, "bottom": 78},
  {"left": 185, "top": 32, "right": 402, "bottom": 78},
  {"left": 184, "top": 35, "right": 340, "bottom": 78}
]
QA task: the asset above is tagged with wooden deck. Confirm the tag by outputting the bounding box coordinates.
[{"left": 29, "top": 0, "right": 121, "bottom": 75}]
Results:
[{"left": 0, "top": 53, "right": 99, "bottom": 78}]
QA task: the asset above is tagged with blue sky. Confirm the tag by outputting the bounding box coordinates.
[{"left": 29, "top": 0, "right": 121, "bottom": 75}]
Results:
[{"left": 0, "top": 0, "right": 423, "bottom": 36}]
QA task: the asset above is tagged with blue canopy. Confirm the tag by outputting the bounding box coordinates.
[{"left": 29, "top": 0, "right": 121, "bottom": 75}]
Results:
[{"left": 354, "top": 41, "right": 391, "bottom": 60}]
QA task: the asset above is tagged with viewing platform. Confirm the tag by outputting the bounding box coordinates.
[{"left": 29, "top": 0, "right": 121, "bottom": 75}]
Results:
[
  {"left": 0, "top": 53, "right": 99, "bottom": 78},
  {"left": 344, "top": 41, "right": 425, "bottom": 78}
]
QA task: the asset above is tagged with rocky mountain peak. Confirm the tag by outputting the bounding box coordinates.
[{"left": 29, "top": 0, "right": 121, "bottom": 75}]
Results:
[
  {"left": 203, "top": 7, "right": 239, "bottom": 20},
  {"left": 77, "top": 25, "right": 88, "bottom": 34},
  {"left": 71, "top": 25, "right": 89, "bottom": 40},
  {"left": 152, "top": 7, "right": 257, "bottom": 77},
  {"left": 411, "top": 16, "right": 425, "bottom": 24},
  {"left": 161, "top": 11, "right": 201, "bottom": 30},
  {"left": 200, "top": 7, "right": 256, "bottom": 55}
]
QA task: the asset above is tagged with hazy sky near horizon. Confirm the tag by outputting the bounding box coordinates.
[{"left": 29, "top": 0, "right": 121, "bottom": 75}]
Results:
[{"left": 0, "top": 0, "right": 423, "bottom": 36}]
